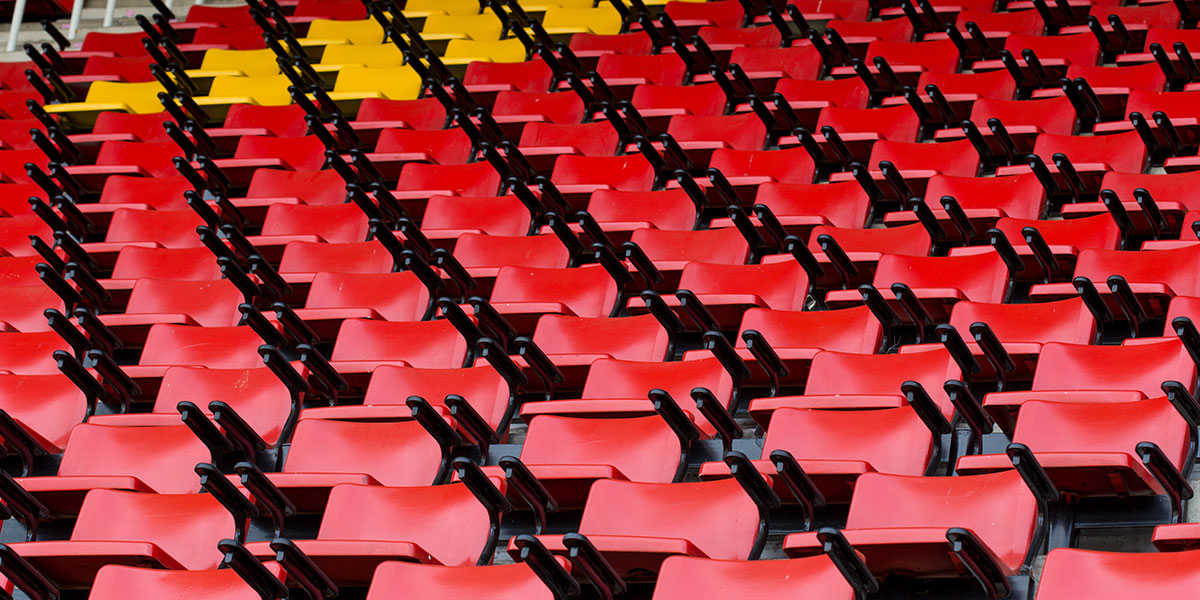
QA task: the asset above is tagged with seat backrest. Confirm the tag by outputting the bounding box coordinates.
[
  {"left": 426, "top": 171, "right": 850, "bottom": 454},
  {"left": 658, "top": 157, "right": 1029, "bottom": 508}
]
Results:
[
  {"left": 245, "top": 169, "right": 348, "bottom": 205},
  {"left": 871, "top": 250, "right": 1010, "bottom": 303},
  {"left": 595, "top": 53, "right": 688, "bottom": 85},
  {"left": 677, "top": 260, "right": 810, "bottom": 311},
  {"left": 867, "top": 139, "right": 979, "bottom": 177},
  {"left": 81, "top": 81, "right": 167, "bottom": 113},
  {"left": 278, "top": 240, "right": 395, "bottom": 275},
  {"left": 652, "top": 555, "right": 853, "bottom": 600},
  {"left": 816, "top": 105, "right": 920, "bottom": 142},
  {"left": 91, "top": 111, "right": 170, "bottom": 141},
  {"left": 864, "top": 38, "right": 959, "bottom": 72},
  {"left": 530, "top": 313, "right": 671, "bottom": 361},
  {"left": 197, "top": 48, "right": 280, "bottom": 77},
  {"left": 364, "top": 365, "right": 511, "bottom": 432},
  {"left": 763, "top": 407, "right": 934, "bottom": 476},
  {"left": 319, "top": 482, "right": 494, "bottom": 566},
  {"left": 374, "top": 128, "right": 473, "bottom": 164},
  {"left": 1100, "top": 170, "right": 1200, "bottom": 210},
  {"left": 807, "top": 222, "right": 931, "bottom": 256},
  {"left": 630, "top": 228, "right": 750, "bottom": 265},
  {"left": 568, "top": 31, "right": 653, "bottom": 55},
  {"left": 1037, "top": 548, "right": 1200, "bottom": 599},
  {"left": 191, "top": 25, "right": 268, "bottom": 49},
  {"left": 579, "top": 478, "right": 759, "bottom": 560},
  {"left": 396, "top": 162, "right": 502, "bottom": 195},
  {"left": 232, "top": 135, "right": 327, "bottom": 170},
  {"left": 727, "top": 45, "right": 822, "bottom": 80},
  {"left": 422, "top": 194, "right": 532, "bottom": 236},
  {"left": 224, "top": 104, "right": 310, "bottom": 137},
  {"left": 139, "top": 324, "right": 264, "bottom": 368},
  {"left": 451, "top": 234, "right": 572, "bottom": 270},
  {"left": 845, "top": 470, "right": 1037, "bottom": 572},
  {"left": 463, "top": 60, "right": 554, "bottom": 92},
  {"left": 72, "top": 490, "right": 232, "bottom": 570},
  {"left": 1029, "top": 131, "right": 1146, "bottom": 173},
  {"left": 919, "top": 69, "right": 1016, "bottom": 101},
  {"left": 630, "top": 83, "right": 726, "bottom": 116},
  {"left": 581, "top": 357, "right": 733, "bottom": 436},
  {"left": 491, "top": 91, "right": 585, "bottom": 124},
  {"left": 356, "top": 98, "right": 447, "bottom": 129},
  {"left": 331, "top": 318, "right": 467, "bottom": 368},
  {"left": 105, "top": 209, "right": 205, "bottom": 247},
  {"left": 366, "top": 562, "right": 553, "bottom": 600},
  {"left": 320, "top": 43, "right": 406, "bottom": 68},
  {"left": 490, "top": 265, "right": 619, "bottom": 318},
  {"left": 666, "top": 113, "right": 766, "bottom": 150},
  {"left": 91, "top": 565, "right": 282, "bottom": 600},
  {"left": 284, "top": 418, "right": 443, "bottom": 486},
  {"left": 157, "top": 366, "right": 292, "bottom": 446},
  {"left": 259, "top": 203, "right": 370, "bottom": 243},
  {"left": 1003, "top": 32, "right": 1100, "bottom": 65},
  {"left": 521, "top": 414, "right": 683, "bottom": 483},
  {"left": 805, "top": 348, "right": 961, "bottom": 417},
  {"left": 519, "top": 122, "right": 619, "bottom": 157},
  {"left": 124, "top": 279, "right": 243, "bottom": 327},
  {"left": 1071, "top": 245, "right": 1200, "bottom": 297},
  {"left": 110, "top": 247, "right": 222, "bottom": 282},
  {"left": 80, "top": 31, "right": 147, "bottom": 56},
  {"left": 1065, "top": 62, "right": 1165, "bottom": 92},
  {"left": 664, "top": 0, "right": 743, "bottom": 27},
  {"left": 57, "top": 424, "right": 209, "bottom": 494},
  {"left": 967, "top": 96, "right": 1076, "bottom": 135},
  {"left": 305, "top": 271, "right": 430, "bottom": 321},
  {"left": 1031, "top": 340, "right": 1196, "bottom": 396},
  {"left": 994, "top": 213, "right": 1121, "bottom": 253},
  {"left": 550, "top": 154, "right": 656, "bottom": 191},
  {"left": 306, "top": 18, "right": 384, "bottom": 45},
  {"left": 94, "top": 141, "right": 180, "bottom": 176},
  {"left": 738, "top": 305, "right": 882, "bottom": 353},
  {"left": 697, "top": 24, "right": 783, "bottom": 48},
  {"left": 774, "top": 77, "right": 869, "bottom": 108},
  {"left": 99, "top": 175, "right": 192, "bottom": 209},
  {"left": 923, "top": 173, "right": 1045, "bottom": 217},
  {"left": 0, "top": 331, "right": 70, "bottom": 374},
  {"left": 708, "top": 147, "right": 815, "bottom": 184},
  {"left": 948, "top": 297, "right": 1096, "bottom": 345},
  {"left": 753, "top": 181, "right": 869, "bottom": 225},
  {"left": 186, "top": 3, "right": 254, "bottom": 25},
  {"left": 1014, "top": 397, "right": 1189, "bottom": 469},
  {"left": 208, "top": 75, "right": 292, "bottom": 106}
]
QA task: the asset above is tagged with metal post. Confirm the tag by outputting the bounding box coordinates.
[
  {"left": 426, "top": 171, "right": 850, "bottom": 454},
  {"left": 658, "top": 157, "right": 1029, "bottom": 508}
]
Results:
[
  {"left": 5, "top": 0, "right": 27, "bottom": 52},
  {"left": 102, "top": 0, "right": 116, "bottom": 27},
  {"left": 67, "top": 0, "right": 84, "bottom": 40}
]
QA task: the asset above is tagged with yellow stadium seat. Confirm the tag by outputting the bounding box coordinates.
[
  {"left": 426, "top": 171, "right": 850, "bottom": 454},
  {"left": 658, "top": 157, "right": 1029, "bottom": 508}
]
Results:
[
  {"left": 444, "top": 38, "right": 527, "bottom": 69},
  {"left": 421, "top": 13, "right": 504, "bottom": 41},
  {"left": 43, "top": 81, "right": 167, "bottom": 129},
  {"left": 327, "top": 65, "right": 423, "bottom": 113},
  {"left": 404, "top": 0, "right": 482, "bottom": 16},
  {"left": 313, "top": 43, "right": 408, "bottom": 84},
  {"left": 188, "top": 48, "right": 281, "bottom": 79},
  {"left": 195, "top": 74, "right": 294, "bottom": 119},
  {"left": 540, "top": 5, "right": 622, "bottom": 37},
  {"left": 304, "top": 18, "right": 386, "bottom": 47}
]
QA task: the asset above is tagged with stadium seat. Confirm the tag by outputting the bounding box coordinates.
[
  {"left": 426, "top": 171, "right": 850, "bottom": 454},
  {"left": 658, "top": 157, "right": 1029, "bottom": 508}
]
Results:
[
  {"left": 89, "top": 564, "right": 286, "bottom": 600},
  {"left": 1037, "top": 548, "right": 1200, "bottom": 598},
  {"left": 652, "top": 555, "right": 857, "bottom": 600}
]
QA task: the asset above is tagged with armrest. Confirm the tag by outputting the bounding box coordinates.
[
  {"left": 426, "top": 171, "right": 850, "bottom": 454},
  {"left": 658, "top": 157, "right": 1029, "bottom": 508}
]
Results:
[
  {"left": 0, "top": 543, "right": 59, "bottom": 600},
  {"left": 574, "top": 211, "right": 612, "bottom": 253},
  {"left": 446, "top": 394, "right": 500, "bottom": 449},
  {"left": 434, "top": 248, "right": 478, "bottom": 295},
  {"left": 649, "top": 388, "right": 702, "bottom": 452},
  {"left": 908, "top": 198, "right": 947, "bottom": 243},
  {"left": 54, "top": 350, "right": 103, "bottom": 417},
  {"left": 0, "top": 469, "right": 47, "bottom": 541},
  {"left": 43, "top": 308, "right": 90, "bottom": 358},
  {"left": 944, "top": 380, "right": 993, "bottom": 454},
  {"left": 820, "top": 126, "right": 853, "bottom": 170},
  {"left": 933, "top": 324, "right": 981, "bottom": 377},
  {"left": 591, "top": 243, "right": 635, "bottom": 296},
  {"left": 271, "top": 303, "right": 319, "bottom": 347},
  {"left": 249, "top": 255, "right": 293, "bottom": 305},
  {"left": 469, "top": 297, "right": 518, "bottom": 350},
  {"left": 890, "top": 283, "right": 934, "bottom": 344},
  {"left": 177, "top": 401, "right": 234, "bottom": 463},
  {"left": 29, "top": 236, "right": 65, "bottom": 273},
  {"left": 499, "top": 456, "right": 558, "bottom": 535},
  {"left": 878, "top": 161, "right": 915, "bottom": 201},
  {"left": 37, "top": 263, "right": 83, "bottom": 313},
  {"left": 73, "top": 307, "right": 120, "bottom": 356},
  {"left": 235, "top": 461, "right": 296, "bottom": 539},
  {"left": 258, "top": 345, "right": 309, "bottom": 403},
  {"left": 453, "top": 457, "right": 513, "bottom": 515},
  {"left": 269, "top": 538, "right": 339, "bottom": 600},
  {"left": 438, "top": 298, "right": 487, "bottom": 352},
  {"left": 815, "top": 233, "right": 858, "bottom": 291},
  {"left": 1020, "top": 226, "right": 1059, "bottom": 284},
  {"left": 297, "top": 344, "right": 348, "bottom": 405},
  {"left": 0, "top": 410, "right": 48, "bottom": 478},
  {"left": 693, "top": 387, "right": 742, "bottom": 451},
  {"left": 218, "top": 539, "right": 289, "bottom": 600},
  {"left": 727, "top": 206, "right": 766, "bottom": 256},
  {"left": 724, "top": 450, "right": 782, "bottom": 517},
  {"left": 1051, "top": 153, "right": 1084, "bottom": 202},
  {"left": 85, "top": 349, "right": 139, "bottom": 413},
  {"left": 1072, "top": 276, "right": 1114, "bottom": 328},
  {"left": 1162, "top": 380, "right": 1200, "bottom": 430},
  {"left": 751, "top": 204, "right": 792, "bottom": 252},
  {"left": 395, "top": 217, "right": 435, "bottom": 260},
  {"left": 512, "top": 535, "right": 580, "bottom": 599},
  {"left": 945, "top": 527, "right": 1013, "bottom": 600},
  {"left": 1133, "top": 188, "right": 1168, "bottom": 240},
  {"left": 1137, "top": 441, "right": 1194, "bottom": 523},
  {"left": 1098, "top": 189, "right": 1136, "bottom": 239},
  {"left": 768, "top": 449, "right": 825, "bottom": 529},
  {"left": 983, "top": 229, "right": 1024, "bottom": 281},
  {"left": 209, "top": 401, "right": 269, "bottom": 455},
  {"left": 474, "top": 336, "right": 530, "bottom": 400},
  {"left": 515, "top": 336, "right": 565, "bottom": 393},
  {"left": 238, "top": 304, "right": 288, "bottom": 349},
  {"left": 674, "top": 289, "right": 720, "bottom": 333},
  {"left": 196, "top": 462, "right": 258, "bottom": 544},
  {"left": 816, "top": 527, "right": 879, "bottom": 595},
  {"left": 1006, "top": 442, "right": 1059, "bottom": 503},
  {"left": 703, "top": 330, "right": 751, "bottom": 390},
  {"left": 561, "top": 533, "right": 627, "bottom": 600},
  {"left": 742, "top": 330, "right": 789, "bottom": 397},
  {"left": 622, "top": 243, "right": 665, "bottom": 291},
  {"left": 1107, "top": 275, "right": 1148, "bottom": 339},
  {"left": 406, "top": 395, "right": 467, "bottom": 461},
  {"left": 939, "top": 195, "right": 977, "bottom": 242},
  {"left": 901, "top": 380, "right": 953, "bottom": 438}
]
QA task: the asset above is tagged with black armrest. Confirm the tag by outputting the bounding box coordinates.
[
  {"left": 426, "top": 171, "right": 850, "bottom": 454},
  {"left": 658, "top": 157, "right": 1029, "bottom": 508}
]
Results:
[
  {"left": 0, "top": 410, "right": 47, "bottom": 478},
  {"left": 1107, "top": 275, "right": 1147, "bottom": 338},
  {"left": 1026, "top": 154, "right": 1061, "bottom": 198},
  {"left": 196, "top": 462, "right": 257, "bottom": 544},
  {"left": 908, "top": 198, "right": 947, "bottom": 243},
  {"left": 269, "top": 538, "right": 339, "bottom": 600},
  {"left": 562, "top": 533, "right": 627, "bottom": 600},
  {"left": 53, "top": 350, "right": 103, "bottom": 417},
  {"left": 454, "top": 457, "right": 512, "bottom": 514},
  {"left": 968, "top": 321, "right": 1016, "bottom": 388},
  {"left": 891, "top": 283, "right": 934, "bottom": 344},
  {"left": 515, "top": 336, "right": 565, "bottom": 393},
  {"left": 28, "top": 236, "right": 65, "bottom": 274},
  {"left": 742, "top": 330, "right": 788, "bottom": 397},
  {"left": 446, "top": 394, "right": 500, "bottom": 448},
  {"left": 749, "top": 203, "right": 790, "bottom": 252},
  {"left": 702, "top": 330, "right": 751, "bottom": 390},
  {"left": 221, "top": 258, "right": 263, "bottom": 307},
  {"left": 815, "top": 233, "right": 857, "bottom": 290},
  {"left": 474, "top": 336, "right": 530, "bottom": 405},
  {"left": 879, "top": 161, "right": 915, "bottom": 201},
  {"left": 0, "top": 469, "right": 48, "bottom": 541},
  {"left": 1006, "top": 442, "right": 1059, "bottom": 503},
  {"left": 820, "top": 126, "right": 853, "bottom": 170},
  {"left": 945, "top": 527, "right": 1012, "bottom": 600},
  {"left": 0, "top": 543, "right": 59, "bottom": 600},
  {"left": 544, "top": 212, "right": 588, "bottom": 258},
  {"left": 574, "top": 211, "right": 612, "bottom": 253},
  {"left": 44, "top": 308, "right": 89, "bottom": 359},
  {"left": 438, "top": 297, "right": 486, "bottom": 352},
  {"left": 724, "top": 449, "right": 782, "bottom": 514},
  {"left": 727, "top": 206, "right": 767, "bottom": 257},
  {"left": 85, "top": 349, "right": 139, "bottom": 412},
  {"left": 857, "top": 284, "right": 902, "bottom": 351},
  {"left": 270, "top": 302, "right": 318, "bottom": 347},
  {"left": 675, "top": 289, "right": 721, "bottom": 332},
  {"left": 1072, "top": 276, "right": 1114, "bottom": 328},
  {"left": 1097, "top": 189, "right": 1135, "bottom": 242},
  {"left": 817, "top": 527, "right": 879, "bottom": 595},
  {"left": 1133, "top": 187, "right": 1168, "bottom": 240},
  {"left": 622, "top": 242, "right": 665, "bottom": 291},
  {"left": 434, "top": 248, "right": 478, "bottom": 295},
  {"left": 901, "top": 380, "right": 953, "bottom": 438},
  {"left": 178, "top": 402, "right": 234, "bottom": 463},
  {"left": 1020, "top": 226, "right": 1059, "bottom": 284},
  {"left": 209, "top": 401, "right": 269, "bottom": 456},
  {"left": 1051, "top": 153, "right": 1084, "bottom": 202},
  {"left": 238, "top": 303, "right": 287, "bottom": 349},
  {"left": 296, "top": 344, "right": 348, "bottom": 405},
  {"left": 407, "top": 395, "right": 467, "bottom": 460},
  {"left": 959, "top": 120, "right": 995, "bottom": 163},
  {"left": 939, "top": 195, "right": 976, "bottom": 242},
  {"left": 248, "top": 255, "right": 292, "bottom": 305},
  {"left": 944, "top": 379, "right": 993, "bottom": 453},
  {"left": 1162, "top": 380, "right": 1200, "bottom": 431},
  {"left": 1138, "top": 441, "right": 1194, "bottom": 523},
  {"left": 218, "top": 539, "right": 289, "bottom": 600},
  {"left": 258, "top": 344, "right": 309, "bottom": 404},
  {"left": 512, "top": 535, "right": 580, "bottom": 600},
  {"left": 36, "top": 262, "right": 82, "bottom": 313},
  {"left": 934, "top": 324, "right": 981, "bottom": 378},
  {"left": 768, "top": 449, "right": 825, "bottom": 529},
  {"left": 499, "top": 455, "right": 558, "bottom": 534},
  {"left": 984, "top": 229, "right": 1024, "bottom": 281},
  {"left": 591, "top": 243, "right": 635, "bottom": 295},
  {"left": 235, "top": 461, "right": 295, "bottom": 539},
  {"left": 694, "top": 387, "right": 742, "bottom": 451},
  {"left": 650, "top": 388, "right": 702, "bottom": 451},
  {"left": 468, "top": 297, "right": 518, "bottom": 350}
]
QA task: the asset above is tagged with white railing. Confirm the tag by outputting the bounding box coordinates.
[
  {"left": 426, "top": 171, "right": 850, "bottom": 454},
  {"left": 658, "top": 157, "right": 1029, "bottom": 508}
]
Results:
[{"left": 6, "top": 0, "right": 187, "bottom": 53}]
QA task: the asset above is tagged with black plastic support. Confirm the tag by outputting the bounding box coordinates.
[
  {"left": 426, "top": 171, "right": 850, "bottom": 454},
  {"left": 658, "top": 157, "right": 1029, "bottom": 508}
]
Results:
[
  {"left": 1073, "top": 276, "right": 1114, "bottom": 328},
  {"left": 218, "top": 539, "right": 289, "bottom": 600},
  {"left": 1107, "top": 275, "right": 1147, "bottom": 338},
  {"left": 768, "top": 449, "right": 825, "bottom": 529},
  {"left": 269, "top": 538, "right": 338, "bottom": 600},
  {"left": 561, "top": 533, "right": 626, "bottom": 600},
  {"left": 1021, "top": 226, "right": 1060, "bottom": 284},
  {"left": 817, "top": 528, "right": 879, "bottom": 596},
  {"left": 196, "top": 462, "right": 257, "bottom": 543},
  {"left": 512, "top": 535, "right": 580, "bottom": 600},
  {"left": 0, "top": 543, "right": 59, "bottom": 600},
  {"left": 901, "top": 380, "right": 953, "bottom": 437},
  {"left": 0, "top": 468, "right": 48, "bottom": 541},
  {"left": 945, "top": 379, "right": 993, "bottom": 453},
  {"left": 969, "top": 321, "right": 1016, "bottom": 391},
  {"left": 650, "top": 388, "right": 701, "bottom": 474},
  {"left": 934, "top": 323, "right": 982, "bottom": 377},
  {"left": 1007, "top": 442, "right": 1059, "bottom": 503},
  {"left": 694, "top": 387, "right": 742, "bottom": 452},
  {"left": 234, "top": 462, "right": 295, "bottom": 538},
  {"left": 723, "top": 450, "right": 781, "bottom": 560},
  {"left": 946, "top": 527, "right": 1013, "bottom": 600},
  {"left": 742, "top": 330, "right": 789, "bottom": 397},
  {"left": 1136, "top": 441, "right": 1194, "bottom": 523},
  {"left": 296, "top": 344, "right": 348, "bottom": 404},
  {"left": 499, "top": 455, "right": 557, "bottom": 534}
]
